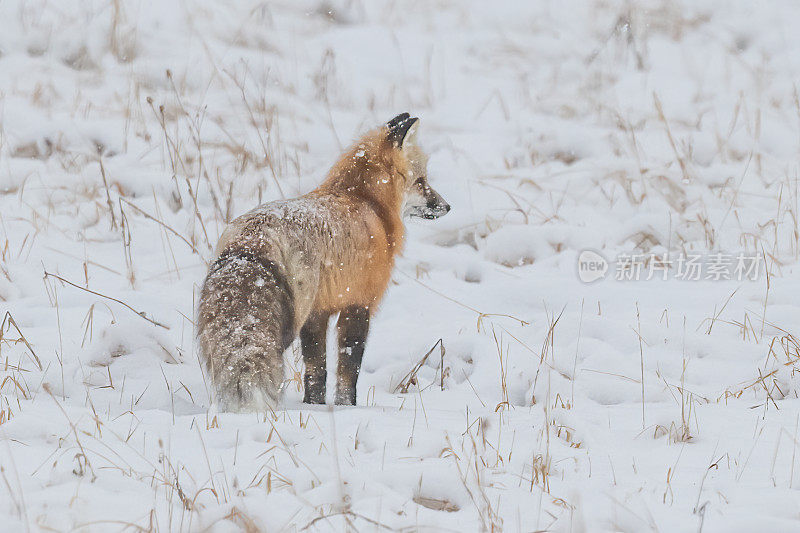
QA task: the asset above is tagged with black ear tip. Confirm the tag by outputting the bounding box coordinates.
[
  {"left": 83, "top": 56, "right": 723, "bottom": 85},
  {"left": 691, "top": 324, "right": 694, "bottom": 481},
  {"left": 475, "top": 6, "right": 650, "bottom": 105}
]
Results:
[
  {"left": 386, "top": 112, "right": 411, "bottom": 128},
  {"left": 386, "top": 114, "right": 419, "bottom": 148}
]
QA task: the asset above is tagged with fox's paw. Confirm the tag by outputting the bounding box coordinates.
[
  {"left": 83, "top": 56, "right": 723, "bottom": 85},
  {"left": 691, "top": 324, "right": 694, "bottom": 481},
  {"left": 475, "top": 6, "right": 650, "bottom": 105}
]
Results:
[{"left": 334, "top": 388, "right": 356, "bottom": 406}]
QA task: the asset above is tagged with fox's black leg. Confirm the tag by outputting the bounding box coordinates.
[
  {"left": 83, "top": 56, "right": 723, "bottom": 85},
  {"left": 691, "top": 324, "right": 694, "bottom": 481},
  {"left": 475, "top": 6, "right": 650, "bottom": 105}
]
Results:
[
  {"left": 301, "top": 311, "right": 330, "bottom": 404},
  {"left": 335, "top": 306, "right": 370, "bottom": 405}
]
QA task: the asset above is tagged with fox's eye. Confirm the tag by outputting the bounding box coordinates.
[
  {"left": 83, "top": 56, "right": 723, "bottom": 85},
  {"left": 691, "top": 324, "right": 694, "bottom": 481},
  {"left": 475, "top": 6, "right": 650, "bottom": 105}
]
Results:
[{"left": 414, "top": 177, "right": 426, "bottom": 186}]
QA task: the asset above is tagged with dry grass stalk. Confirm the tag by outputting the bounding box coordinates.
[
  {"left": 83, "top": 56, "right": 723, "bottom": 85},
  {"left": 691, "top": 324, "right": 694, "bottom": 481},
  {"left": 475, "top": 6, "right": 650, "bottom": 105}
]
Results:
[
  {"left": 394, "top": 339, "right": 444, "bottom": 394},
  {"left": 1, "top": 312, "right": 42, "bottom": 372},
  {"left": 43, "top": 271, "right": 169, "bottom": 330}
]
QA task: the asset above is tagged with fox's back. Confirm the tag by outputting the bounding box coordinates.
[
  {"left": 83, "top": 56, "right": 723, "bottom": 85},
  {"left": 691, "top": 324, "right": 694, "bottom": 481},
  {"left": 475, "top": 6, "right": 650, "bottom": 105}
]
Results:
[{"left": 213, "top": 193, "right": 394, "bottom": 326}]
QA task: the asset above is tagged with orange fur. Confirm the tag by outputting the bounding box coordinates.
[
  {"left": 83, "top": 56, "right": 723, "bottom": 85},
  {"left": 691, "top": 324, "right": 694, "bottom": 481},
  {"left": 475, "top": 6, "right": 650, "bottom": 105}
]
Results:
[{"left": 309, "top": 128, "right": 410, "bottom": 314}]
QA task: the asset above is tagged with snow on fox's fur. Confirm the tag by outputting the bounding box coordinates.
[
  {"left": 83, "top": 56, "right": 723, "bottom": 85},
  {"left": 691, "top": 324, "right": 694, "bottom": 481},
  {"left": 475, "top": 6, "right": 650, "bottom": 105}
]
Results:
[{"left": 198, "top": 114, "right": 450, "bottom": 411}]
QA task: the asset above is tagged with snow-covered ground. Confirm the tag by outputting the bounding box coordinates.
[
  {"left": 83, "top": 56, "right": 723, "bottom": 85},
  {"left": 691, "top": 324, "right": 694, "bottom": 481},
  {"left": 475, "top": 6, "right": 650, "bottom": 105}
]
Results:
[{"left": 2, "top": 0, "right": 800, "bottom": 530}]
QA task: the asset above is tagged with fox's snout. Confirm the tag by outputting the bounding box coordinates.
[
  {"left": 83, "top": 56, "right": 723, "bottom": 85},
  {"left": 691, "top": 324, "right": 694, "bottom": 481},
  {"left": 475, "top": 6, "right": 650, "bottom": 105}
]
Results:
[
  {"left": 406, "top": 178, "right": 451, "bottom": 220},
  {"left": 422, "top": 186, "right": 450, "bottom": 219}
]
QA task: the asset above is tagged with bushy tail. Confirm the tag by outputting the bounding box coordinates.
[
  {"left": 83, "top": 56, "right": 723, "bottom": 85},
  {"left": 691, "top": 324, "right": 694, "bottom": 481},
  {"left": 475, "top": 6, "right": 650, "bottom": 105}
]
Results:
[{"left": 197, "top": 249, "right": 295, "bottom": 412}]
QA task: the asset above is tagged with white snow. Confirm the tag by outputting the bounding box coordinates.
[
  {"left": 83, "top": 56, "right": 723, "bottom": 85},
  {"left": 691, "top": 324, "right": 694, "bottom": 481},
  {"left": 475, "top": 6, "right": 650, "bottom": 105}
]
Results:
[{"left": 2, "top": 0, "right": 800, "bottom": 531}]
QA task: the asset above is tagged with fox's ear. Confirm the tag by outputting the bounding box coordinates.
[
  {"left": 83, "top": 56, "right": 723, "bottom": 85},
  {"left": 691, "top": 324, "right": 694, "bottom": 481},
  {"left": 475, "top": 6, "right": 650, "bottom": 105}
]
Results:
[
  {"left": 386, "top": 113, "right": 410, "bottom": 128},
  {"left": 386, "top": 114, "right": 418, "bottom": 148}
]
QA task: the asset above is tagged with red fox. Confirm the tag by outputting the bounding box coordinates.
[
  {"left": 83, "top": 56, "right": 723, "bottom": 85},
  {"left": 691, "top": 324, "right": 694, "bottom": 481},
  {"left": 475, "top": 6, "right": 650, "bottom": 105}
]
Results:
[{"left": 198, "top": 114, "right": 450, "bottom": 411}]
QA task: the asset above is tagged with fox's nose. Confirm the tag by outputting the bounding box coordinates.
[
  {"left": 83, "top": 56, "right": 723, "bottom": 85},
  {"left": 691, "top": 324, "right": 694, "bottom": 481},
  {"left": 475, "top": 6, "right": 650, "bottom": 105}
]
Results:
[{"left": 428, "top": 201, "right": 450, "bottom": 215}]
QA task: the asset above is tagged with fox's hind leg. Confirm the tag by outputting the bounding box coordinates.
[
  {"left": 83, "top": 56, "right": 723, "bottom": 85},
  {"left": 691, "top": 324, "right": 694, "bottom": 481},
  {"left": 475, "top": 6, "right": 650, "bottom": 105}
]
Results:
[
  {"left": 335, "top": 306, "right": 370, "bottom": 405},
  {"left": 301, "top": 310, "right": 330, "bottom": 404}
]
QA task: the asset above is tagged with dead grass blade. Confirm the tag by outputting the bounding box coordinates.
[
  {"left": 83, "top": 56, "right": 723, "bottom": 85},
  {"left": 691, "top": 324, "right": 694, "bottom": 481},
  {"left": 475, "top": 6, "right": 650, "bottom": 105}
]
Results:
[{"left": 43, "top": 271, "right": 169, "bottom": 330}]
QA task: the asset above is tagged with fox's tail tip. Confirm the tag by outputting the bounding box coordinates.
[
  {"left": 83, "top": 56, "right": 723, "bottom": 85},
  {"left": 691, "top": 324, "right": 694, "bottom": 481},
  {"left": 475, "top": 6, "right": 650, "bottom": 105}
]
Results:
[
  {"left": 210, "top": 365, "right": 281, "bottom": 413},
  {"left": 213, "top": 383, "right": 279, "bottom": 413}
]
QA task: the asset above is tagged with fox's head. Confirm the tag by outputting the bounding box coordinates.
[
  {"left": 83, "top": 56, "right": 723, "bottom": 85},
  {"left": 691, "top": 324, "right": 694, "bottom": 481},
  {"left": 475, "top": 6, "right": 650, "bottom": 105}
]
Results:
[{"left": 385, "top": 113, "right": 451, "bottom": 220}]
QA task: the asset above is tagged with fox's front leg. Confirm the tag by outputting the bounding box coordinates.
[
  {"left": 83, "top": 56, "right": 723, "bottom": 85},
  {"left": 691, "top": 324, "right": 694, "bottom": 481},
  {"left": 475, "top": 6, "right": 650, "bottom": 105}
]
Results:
[
  {"left": 335, "top": 306, "right": 370, "bottom": 405},
  {"left": 301, "top": 311, "right": 330, "bottom": 404}
]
